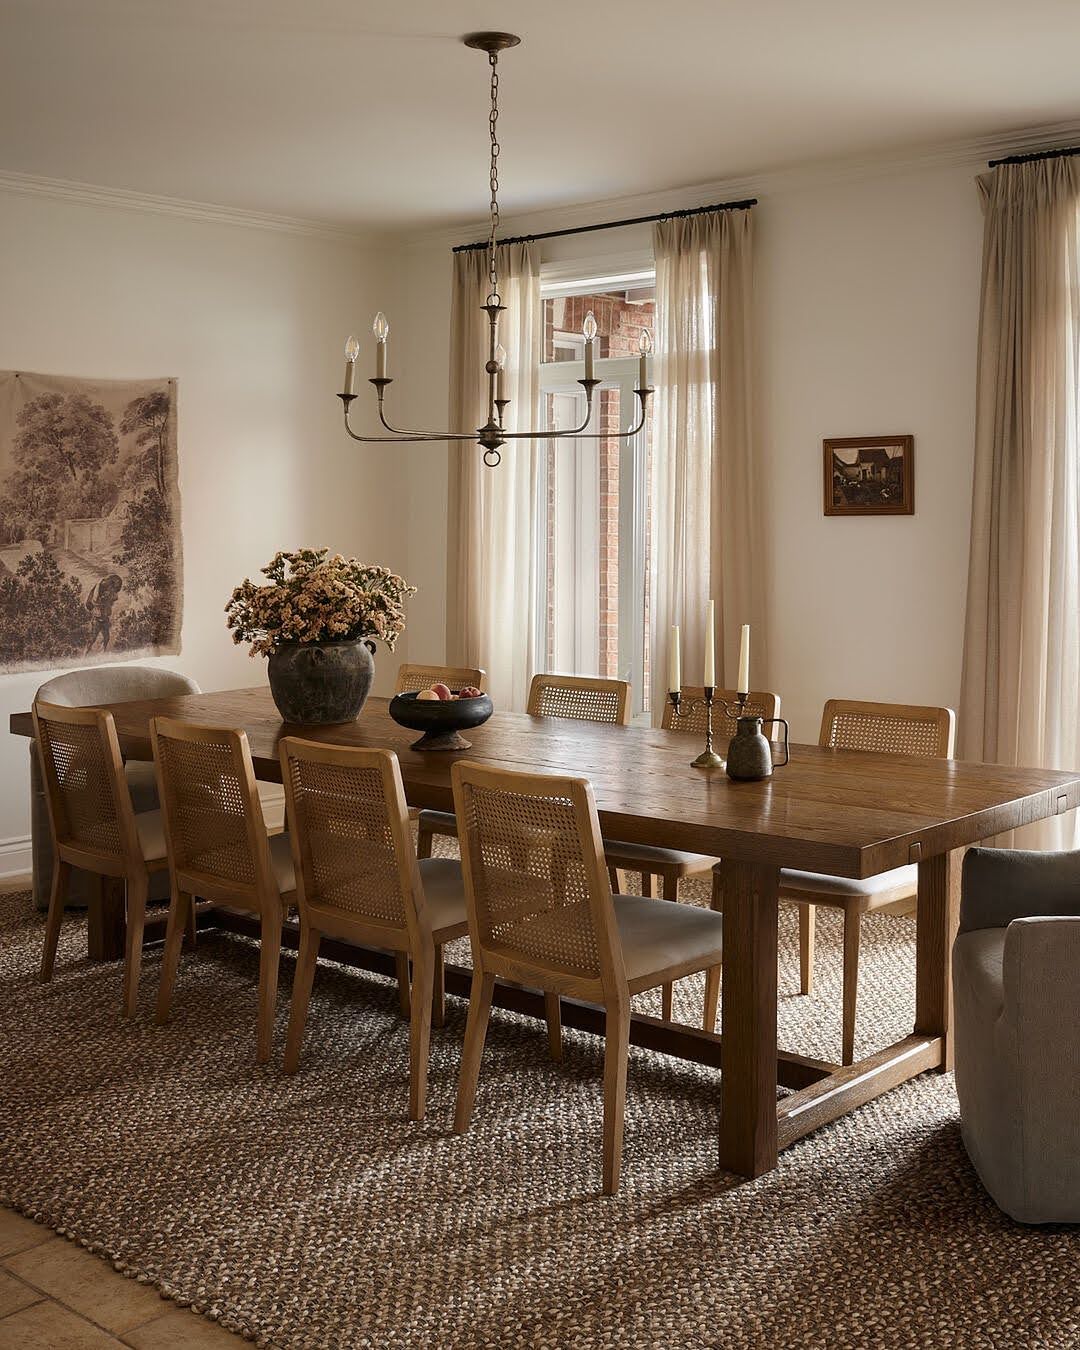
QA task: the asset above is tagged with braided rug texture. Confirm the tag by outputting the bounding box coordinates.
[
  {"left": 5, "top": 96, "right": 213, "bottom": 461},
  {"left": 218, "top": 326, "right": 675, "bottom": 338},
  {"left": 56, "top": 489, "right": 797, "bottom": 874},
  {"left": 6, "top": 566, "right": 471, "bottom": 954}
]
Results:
[{"left": 1, "top": 873, "right": 1078, "bottom": 1350}]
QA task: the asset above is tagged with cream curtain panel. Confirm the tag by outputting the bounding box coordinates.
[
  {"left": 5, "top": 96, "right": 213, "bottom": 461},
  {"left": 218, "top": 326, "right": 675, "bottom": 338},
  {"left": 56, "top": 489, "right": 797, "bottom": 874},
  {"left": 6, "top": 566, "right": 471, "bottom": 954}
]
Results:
[
  {"left": 446, "top": 243, "right": 542, "bottom": 710},
  {"left": 650, "top": 211, "right": 765, "bottom": 717},
  {"left": 960, "top": 158, "right": 1080, "bottom": 848}
]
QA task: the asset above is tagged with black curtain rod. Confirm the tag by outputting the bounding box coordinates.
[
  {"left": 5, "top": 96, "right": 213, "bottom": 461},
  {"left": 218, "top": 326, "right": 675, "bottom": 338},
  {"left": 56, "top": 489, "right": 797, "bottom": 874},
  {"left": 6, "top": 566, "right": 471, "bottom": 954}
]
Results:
[
  {"left": 988, "top": 145, "right": 1080, "bottom": 168},
  {"left": 451, "top": 197, "right": 757, "bottom": 254}
]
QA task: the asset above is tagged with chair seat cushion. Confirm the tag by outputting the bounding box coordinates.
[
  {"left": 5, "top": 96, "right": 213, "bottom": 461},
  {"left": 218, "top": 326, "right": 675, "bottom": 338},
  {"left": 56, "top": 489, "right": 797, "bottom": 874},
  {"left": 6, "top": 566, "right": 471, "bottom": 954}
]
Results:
[
  {"left": 269, "top": 832, "right": 296, "bottom": 896},
  {"left": 953, "top": 927, "right": 1006, "bottom": 1023},
  {"left": 418, "top": 857, "right": 468, "bottom": 934},
  {"left": 418, "top": 809, "right": 458, "bottom": 837},
  {"left": 604, "top": 838, "right": 716, "bottom": 874},
  {"left": 134, "top": 810, "right": 167, "bottom": 863},
  {"left": 613, "top": 894, "right": 723, "bottom": 985},
  {"left": 779, "top": 863, "right": 917, "bottom": 908}
]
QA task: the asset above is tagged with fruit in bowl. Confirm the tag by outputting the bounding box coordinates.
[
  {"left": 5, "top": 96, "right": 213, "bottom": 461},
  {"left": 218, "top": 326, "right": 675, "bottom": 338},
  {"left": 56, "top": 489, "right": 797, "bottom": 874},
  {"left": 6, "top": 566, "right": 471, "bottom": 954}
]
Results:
[
  {"left": 417, "top": 684, "right": 483, "bottom": 702},
  {"left": 388, "top": 687, "right": 494, "bottom": 751}
]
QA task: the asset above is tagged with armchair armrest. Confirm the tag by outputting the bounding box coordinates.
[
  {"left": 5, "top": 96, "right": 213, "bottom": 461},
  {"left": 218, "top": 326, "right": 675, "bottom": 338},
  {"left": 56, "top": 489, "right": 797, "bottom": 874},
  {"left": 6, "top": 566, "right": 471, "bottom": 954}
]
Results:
[{"left": 960, "top": 846, "right": 1080, "bottom": 933}]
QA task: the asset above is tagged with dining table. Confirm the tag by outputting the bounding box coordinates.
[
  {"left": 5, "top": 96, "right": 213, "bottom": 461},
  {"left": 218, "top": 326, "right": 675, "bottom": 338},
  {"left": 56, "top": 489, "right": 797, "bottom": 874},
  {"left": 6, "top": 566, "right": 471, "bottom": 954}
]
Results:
[{"left": 12, "top": 685, "right": 1080, "bottom": 1179}]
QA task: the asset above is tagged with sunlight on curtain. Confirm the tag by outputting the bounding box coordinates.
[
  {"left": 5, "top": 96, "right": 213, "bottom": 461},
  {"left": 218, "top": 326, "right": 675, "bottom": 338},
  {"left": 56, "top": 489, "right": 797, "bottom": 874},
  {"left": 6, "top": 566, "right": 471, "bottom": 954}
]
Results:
[
  {"left": 960, "top": 158, "right": 1080, "bottom": 848},
  {"left": 650, "top": 211, "right": 765, "bottom": 720},
  {"left": 446, "top": 244, "right": 542, "bottom": 711}
]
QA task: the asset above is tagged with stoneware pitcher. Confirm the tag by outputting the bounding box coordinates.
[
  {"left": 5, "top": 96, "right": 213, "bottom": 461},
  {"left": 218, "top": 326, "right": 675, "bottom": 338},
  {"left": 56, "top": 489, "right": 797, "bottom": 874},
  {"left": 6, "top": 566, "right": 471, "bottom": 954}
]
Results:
[{"left": 725, "top": 714, "right": 790, "bottom": 781}]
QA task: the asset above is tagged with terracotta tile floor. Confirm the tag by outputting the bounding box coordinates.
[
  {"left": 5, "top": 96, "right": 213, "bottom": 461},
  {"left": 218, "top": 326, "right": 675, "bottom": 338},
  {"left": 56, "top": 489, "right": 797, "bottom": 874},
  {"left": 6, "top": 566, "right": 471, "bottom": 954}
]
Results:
[{"left": 0, "top": 1207, "right": 245, "bottom": 1348}]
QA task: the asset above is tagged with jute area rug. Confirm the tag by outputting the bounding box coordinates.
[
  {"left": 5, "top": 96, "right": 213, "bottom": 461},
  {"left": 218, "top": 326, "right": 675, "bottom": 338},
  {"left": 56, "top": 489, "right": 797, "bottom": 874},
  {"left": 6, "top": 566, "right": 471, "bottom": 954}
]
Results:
[{"left": 1, "top": 873, "right": 1077, "bottom": 1350}]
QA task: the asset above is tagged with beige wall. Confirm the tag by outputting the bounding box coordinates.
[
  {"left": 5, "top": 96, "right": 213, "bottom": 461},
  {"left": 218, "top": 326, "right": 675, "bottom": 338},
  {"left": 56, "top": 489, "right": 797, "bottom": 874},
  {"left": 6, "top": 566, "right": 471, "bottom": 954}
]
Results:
[
  {"left": 0, "top": 186, "right": 406, "bottom": 864},
  {"left": 395, "top": 161, "right": 983, "bottom": 742}
]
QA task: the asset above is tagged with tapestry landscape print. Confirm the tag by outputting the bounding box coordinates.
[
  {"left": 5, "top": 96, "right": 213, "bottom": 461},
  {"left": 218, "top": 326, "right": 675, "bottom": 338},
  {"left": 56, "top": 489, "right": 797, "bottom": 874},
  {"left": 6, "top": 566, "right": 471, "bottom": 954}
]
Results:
[{"left": 0, "top": 371, "right": 182, "bottom": 673}]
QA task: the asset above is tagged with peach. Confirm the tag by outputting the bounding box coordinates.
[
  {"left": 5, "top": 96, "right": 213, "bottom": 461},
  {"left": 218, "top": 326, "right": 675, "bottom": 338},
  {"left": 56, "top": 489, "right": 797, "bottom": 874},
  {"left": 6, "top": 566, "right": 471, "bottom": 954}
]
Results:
[
  {"left": 416, "top": 688, "right": 440, "bottom": 701},
  {"left": 431, "top": 683, "right": 453, "bottom": 701}
]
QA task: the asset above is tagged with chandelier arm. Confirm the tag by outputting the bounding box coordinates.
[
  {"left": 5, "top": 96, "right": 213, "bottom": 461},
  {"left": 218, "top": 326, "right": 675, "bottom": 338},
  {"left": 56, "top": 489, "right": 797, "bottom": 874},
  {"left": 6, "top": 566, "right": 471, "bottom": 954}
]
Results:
[
  {"left": 497, "top": 389, "right": 652, "bottom": 441},
  {"left": 342, "top": 404, "right": 477, "bottom": 443}
]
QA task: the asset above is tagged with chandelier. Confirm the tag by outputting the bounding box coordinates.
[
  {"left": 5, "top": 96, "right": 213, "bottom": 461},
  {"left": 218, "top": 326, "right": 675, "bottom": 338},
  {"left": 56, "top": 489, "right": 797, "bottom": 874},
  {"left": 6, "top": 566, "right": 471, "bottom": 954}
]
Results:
[{"left": 338, "top": 32, "right": 654, "bottom": 468}]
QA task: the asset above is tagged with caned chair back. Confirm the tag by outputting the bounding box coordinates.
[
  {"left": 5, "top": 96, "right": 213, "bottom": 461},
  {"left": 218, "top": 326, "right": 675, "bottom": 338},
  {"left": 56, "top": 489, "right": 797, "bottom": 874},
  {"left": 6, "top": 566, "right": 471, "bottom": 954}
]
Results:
[
  {"left": 151, "top": 717, "right": 275, "bottom": 898},
  {"left": 32, "top": 701, "right": 139, "bottom": 870},
  {"left": 664, "top": 687, "right": 781, "bottom": 740},
  {"left": 279, "top": 738, "right": 428, "bottom": 942},
  {"left": 819, "top": 699, "right": 955, "bottom": 758},
  {"left": 395, "top": 664, "right": 487, "bottom": 694},
  {"left": 452, "top": 761, "right": 623, "bottom": 993},
  {"left": 526, "top": 674, "right": 631, "bottom": 725}
]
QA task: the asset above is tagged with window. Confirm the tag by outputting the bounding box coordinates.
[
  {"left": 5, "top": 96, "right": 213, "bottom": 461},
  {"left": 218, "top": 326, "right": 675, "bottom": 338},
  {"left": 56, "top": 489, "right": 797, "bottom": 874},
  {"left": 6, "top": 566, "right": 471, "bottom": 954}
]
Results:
[{"left": 538, "top": 266, "right": 655, "bottom": 718}]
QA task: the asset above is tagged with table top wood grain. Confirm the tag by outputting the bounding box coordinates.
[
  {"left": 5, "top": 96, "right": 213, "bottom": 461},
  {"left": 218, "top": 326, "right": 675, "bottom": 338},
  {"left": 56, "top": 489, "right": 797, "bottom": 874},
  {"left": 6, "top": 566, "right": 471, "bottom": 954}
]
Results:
[{"left": 13, "top": 686, "right": 1080, "bottom": 877}]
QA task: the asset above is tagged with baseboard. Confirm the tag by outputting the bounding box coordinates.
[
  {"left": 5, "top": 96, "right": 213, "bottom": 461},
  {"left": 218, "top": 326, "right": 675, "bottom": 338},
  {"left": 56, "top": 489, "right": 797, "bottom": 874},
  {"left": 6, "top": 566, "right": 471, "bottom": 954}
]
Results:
[{"left": 0, "top": 836, "right": 32, "bottom": 880}]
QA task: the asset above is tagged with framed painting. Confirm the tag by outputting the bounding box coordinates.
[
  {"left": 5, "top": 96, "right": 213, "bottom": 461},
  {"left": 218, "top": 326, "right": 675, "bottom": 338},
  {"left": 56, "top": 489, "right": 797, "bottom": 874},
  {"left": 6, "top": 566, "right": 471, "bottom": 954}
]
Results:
[{"left": 824, "top": 435, "right": 914, "bottom": 516}]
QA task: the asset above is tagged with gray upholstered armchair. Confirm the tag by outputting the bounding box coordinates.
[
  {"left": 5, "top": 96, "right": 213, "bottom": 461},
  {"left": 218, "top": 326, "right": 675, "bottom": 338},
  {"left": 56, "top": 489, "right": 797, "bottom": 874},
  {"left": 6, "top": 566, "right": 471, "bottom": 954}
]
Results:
[
  {"left": 953, "top": 846, "right": 1080, "bottom": 1224},
  {"left": 30, "top": 665, "right": 201, "bottom": 908}
]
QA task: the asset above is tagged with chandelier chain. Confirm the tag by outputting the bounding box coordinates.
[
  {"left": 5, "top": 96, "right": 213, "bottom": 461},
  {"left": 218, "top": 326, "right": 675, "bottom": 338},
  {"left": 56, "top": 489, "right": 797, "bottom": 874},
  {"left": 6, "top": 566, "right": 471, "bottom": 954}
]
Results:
[{"left": 487, "top": 51, "right": 501, "bottom": 305}]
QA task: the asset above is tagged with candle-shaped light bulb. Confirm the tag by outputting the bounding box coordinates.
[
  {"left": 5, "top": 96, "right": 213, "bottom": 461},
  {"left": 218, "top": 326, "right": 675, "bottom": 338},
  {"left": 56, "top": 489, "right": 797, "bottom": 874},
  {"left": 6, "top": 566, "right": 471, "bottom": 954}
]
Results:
[
  {"left": 494, "top": 343, "right": 507, "bottom": 402},
  {"left": 638, "top": 327, "right": 652, "bottom": 390},
  {"left": 583, "top": 309, "right": 597, "bottom": 380},
  {"left": 343, "top": 334, "right": 360, "bottom": 395},
  {"left": 704, "top": 599, "right": 715, "bottom": 689},
  {"left": 668, "top": 625, "right": 682, "bottom": 694},
  {"left": 737, "top": 624, "right": 750, "bottom": 696},
  {"left": 372, "top": 311, "right": 389, "bottom": 379}
]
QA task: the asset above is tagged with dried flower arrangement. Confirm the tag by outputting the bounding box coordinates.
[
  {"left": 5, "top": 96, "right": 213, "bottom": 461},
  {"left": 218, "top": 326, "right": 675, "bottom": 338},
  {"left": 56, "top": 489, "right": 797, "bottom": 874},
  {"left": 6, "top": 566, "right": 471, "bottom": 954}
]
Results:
[{"left": 225, "top": 548, "right": 415, "bottom": 658}]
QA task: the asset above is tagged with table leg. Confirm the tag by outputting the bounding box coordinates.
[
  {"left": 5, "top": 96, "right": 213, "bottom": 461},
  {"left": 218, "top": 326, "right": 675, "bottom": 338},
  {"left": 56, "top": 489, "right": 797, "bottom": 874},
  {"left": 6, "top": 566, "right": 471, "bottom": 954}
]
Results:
[
  {"left": 86, "top": 874, "right": 125, "bottom": 963},
  {"left": 718, "top": 859, "right": 780, "bottom": 1177},
  {"left": 914, "top": 849, "right": 963, "bottom": 1071}
]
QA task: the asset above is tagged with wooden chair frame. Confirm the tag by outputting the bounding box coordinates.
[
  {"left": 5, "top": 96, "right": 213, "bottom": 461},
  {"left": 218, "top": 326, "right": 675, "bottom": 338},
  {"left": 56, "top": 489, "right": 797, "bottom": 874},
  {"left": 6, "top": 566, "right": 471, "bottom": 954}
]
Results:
[
  {"left": 278, "top": 738, "right": 467, "bottom": 1119},
  {"left": 395, "top": 664, "right": 487, "bottom": 695},
  {"left": 451, "top": 759, "right": 722, "bottom": 1194},
  {"left": 151, "top": 716, "right": 295, "bottom": 1064},
  {"left": 788, "top": 699, "right": 956, "bottom": 1064},
  {"left": 33, "top": 700, "right": 168, "bottom": 1017},
  {"left": 526, "top": 673, "right": 632, "bottom": 724}
]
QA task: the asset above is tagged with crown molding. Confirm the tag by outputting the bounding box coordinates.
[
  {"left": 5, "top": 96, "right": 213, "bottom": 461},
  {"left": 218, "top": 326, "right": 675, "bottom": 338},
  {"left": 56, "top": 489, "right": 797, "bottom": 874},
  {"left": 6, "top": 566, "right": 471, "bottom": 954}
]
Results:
[
  {"left": 404, "top": 116, "right": 1080, "bottom": 253},
  {"left": 0, "top": 168, "right": 392, "bottom": 245}
]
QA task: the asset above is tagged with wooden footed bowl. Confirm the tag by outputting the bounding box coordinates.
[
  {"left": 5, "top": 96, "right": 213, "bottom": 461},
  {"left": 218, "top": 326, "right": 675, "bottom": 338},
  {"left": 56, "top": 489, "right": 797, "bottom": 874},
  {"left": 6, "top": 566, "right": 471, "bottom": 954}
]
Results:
[{"left": 388, "top": 690, "right": 494, "bottom": 751}]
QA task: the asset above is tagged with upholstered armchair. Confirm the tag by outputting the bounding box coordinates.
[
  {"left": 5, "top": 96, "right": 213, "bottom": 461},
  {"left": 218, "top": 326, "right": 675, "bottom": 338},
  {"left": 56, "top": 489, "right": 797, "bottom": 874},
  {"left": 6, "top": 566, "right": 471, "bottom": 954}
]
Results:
[
  {"left": 30, "top": 666, "right": 201, "bottom": 908},
  {"left": 953, "top": 846, "right": 1080, "bottom": 1223}
]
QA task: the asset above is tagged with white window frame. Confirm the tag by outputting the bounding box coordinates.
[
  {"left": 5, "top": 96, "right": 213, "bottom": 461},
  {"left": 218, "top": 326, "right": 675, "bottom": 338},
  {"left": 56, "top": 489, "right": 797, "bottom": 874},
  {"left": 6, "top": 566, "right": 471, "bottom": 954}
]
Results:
[{"left": 538, "top": 257, "right": 655, "bottom": 720}]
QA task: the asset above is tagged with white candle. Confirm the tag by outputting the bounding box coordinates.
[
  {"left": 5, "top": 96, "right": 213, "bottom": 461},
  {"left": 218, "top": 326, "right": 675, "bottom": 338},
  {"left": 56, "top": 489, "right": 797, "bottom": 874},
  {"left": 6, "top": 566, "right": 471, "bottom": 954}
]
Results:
[
  {"left": 376, "top": 339, "right": 386, "bottom": 381},
  {"left": 668, "top": 625, "right": 682, "bottom": 694},
  {"left": 737, "top": 624, "right": 750, "bottom": 695},
  {"left": 704, "top": 600, "right": 715, "bottom": 688}
]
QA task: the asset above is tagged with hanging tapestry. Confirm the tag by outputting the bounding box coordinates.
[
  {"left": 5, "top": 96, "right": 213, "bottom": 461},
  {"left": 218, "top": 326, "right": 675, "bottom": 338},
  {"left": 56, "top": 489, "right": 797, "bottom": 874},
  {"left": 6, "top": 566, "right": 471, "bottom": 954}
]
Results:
[{"left": 0, "top": 370, "right": 182, "bottom": 672}]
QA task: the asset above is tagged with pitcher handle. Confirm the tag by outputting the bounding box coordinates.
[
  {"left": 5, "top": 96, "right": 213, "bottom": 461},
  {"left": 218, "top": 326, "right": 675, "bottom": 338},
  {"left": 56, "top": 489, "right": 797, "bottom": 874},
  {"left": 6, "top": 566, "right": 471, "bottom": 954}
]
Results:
[{"left": 763, "top": 717, "right": 790, "bottom": 767}]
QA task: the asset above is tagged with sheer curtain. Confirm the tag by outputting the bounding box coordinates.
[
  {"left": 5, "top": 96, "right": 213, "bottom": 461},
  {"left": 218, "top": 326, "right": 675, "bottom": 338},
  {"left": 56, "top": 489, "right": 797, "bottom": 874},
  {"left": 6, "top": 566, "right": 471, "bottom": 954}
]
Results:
[
  {"left": 959, "top": 158, "right": 1080, "bottom": 848},
  {"left": 446, "top": 243, "right": 542, "bottom": 710},
  {"left": 650, "top": 210, "right": 765, "bottom": 717}
]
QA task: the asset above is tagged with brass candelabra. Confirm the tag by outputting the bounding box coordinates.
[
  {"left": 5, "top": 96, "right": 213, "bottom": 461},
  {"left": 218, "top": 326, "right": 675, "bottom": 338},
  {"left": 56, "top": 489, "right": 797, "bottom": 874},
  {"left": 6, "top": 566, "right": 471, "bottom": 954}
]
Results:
[{"left": 668, "top": 688, "right": 749, "bottom": 770}]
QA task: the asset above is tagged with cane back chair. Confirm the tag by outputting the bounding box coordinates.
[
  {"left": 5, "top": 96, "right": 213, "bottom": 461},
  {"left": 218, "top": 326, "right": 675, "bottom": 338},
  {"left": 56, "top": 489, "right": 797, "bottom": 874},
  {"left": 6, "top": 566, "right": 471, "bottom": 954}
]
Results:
[
  {"left": 395, "top": 663, "right": 487, "bottom": 696},
  {"left": 151, "top": 717, "right": 296, "bottom": 1063},
  {"left": 717, "top": 699, "right": 955, "bottom": 1064},
  {"left": 279, "top": 739, "right": 469, "bottom": 1118},
  {"left": 451, "top": 760, "right": 724, "bottom": 1194},
  {"left": 33, "top": 701, "right": 174, "bottom": 1017}
]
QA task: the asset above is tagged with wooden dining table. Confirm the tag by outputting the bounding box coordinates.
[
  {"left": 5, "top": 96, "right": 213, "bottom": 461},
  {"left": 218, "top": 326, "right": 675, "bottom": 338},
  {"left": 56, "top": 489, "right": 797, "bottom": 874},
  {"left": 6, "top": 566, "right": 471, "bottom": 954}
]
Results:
[{"left": 13, "top": 685, "right": 1080, "bottom": 1179}]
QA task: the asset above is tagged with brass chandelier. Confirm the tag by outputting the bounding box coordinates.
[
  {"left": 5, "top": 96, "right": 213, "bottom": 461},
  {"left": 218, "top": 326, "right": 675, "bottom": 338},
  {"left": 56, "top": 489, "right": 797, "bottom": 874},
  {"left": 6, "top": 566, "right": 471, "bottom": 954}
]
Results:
[{"left": 338, "top": 32, "right": 654, "bottom": 468}]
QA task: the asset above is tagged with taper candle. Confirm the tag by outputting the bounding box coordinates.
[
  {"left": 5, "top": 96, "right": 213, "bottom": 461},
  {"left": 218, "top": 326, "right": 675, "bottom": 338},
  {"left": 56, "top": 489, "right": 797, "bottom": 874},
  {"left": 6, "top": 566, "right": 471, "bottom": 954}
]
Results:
[
  {"left": 668, "top": 625, "right": 682, "bottom": 693},
  {"left": 373, "top": 311, "right": 389, "bottom": 380},
  {"left": 638, "top": 328, "right": 652, "bottom": 390},
  {"left": 343, "top": 335, "right": 359, "bottom": 396},
  {"left": 737, "top": 624, "right": 750, "bottom": 695},
  {"left": 704, "top": 599, "right": 715, "bottom": 687}
]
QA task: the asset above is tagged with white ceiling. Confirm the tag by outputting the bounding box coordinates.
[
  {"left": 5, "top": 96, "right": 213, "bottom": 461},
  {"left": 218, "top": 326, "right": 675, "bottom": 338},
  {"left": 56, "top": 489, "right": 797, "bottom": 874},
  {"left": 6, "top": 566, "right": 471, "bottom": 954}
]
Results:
[{"left": 3, "top": 0, "right": 1080, "bottom": 233}]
